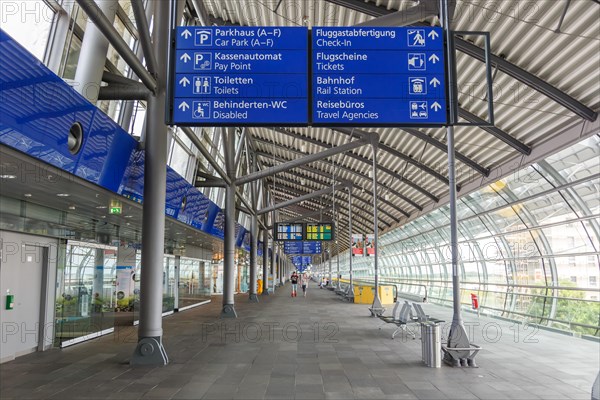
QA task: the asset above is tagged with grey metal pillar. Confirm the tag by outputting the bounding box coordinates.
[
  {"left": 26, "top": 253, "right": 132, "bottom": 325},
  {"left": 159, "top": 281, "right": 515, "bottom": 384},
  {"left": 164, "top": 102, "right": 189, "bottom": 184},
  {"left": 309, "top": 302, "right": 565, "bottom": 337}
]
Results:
[
  {"left": 271, "top": 212, "right": 277, "bottom": 290},
  {"left": 73, "top": 0, "right": 118, "bottom": 103},
  {"left": 92, "top": 249, "right": 104, "bottom": 313},
  {"left": 249, "top": 155, "right": 259, "bottom": 302},
  {"left": 249, "top": 213, "right": 259, "bottom": 302},
  {"left": 174, "top": 255, "right": 180, "bottom": 311},
  {"left": 328, "top": 248, "right": 332, "bottom": 286},
  {"left": 441, "top": 0, "right": 471, "bottom": 366},
  {"left": 370, "top": 142, "right": 384, "bottom": 316},
  {"left": 222, "top": 128, "right": 237, "bottom": 318},
  {"left": 333, "top": 179, "right": 341, "bottom": 291},
  {"left": 262, "top": 228, "right": 269, "bottom": 295},
  {"left": 130, "top": 0, "right": 170, "bottom": 366},
  {"left": 278, "top": 247, "right": 284, "bottom": 286},
  {"left": 347, "top": 187, "right": 355, "bottom": 300}
]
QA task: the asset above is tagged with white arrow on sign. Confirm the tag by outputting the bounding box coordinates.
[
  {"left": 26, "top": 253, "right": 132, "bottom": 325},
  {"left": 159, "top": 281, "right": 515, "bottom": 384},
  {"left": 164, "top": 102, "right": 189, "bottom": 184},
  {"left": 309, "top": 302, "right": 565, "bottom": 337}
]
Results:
[
  {"left": 180, "top": 53, "right": 191, "bottom": 63},
  {"left": 179, "top": 101, "right": 190, "bottom": 111},
  {"left": 429, "top": 54, "right": 439, "bottom": 64},
  {"left": 179, "top": 77, "right": 190, "bottom": 87},
  {"left": 428, "top": 30, "right": 439, "bottom": 40},
  {"left": 431, "top": 102, "right": 442, "bottom": 112},
  {"left": 430, "top": 77, "right": 440, "bottom": 88},
  {"left": 181, "top": 29, "right": 192, "bottom": 39}
]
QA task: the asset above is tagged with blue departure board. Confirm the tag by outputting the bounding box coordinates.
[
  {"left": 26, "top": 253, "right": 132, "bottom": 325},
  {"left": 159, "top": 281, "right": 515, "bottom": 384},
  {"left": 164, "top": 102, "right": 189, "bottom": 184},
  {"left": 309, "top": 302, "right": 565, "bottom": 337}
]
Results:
[
  {"left": 305, "top": 222, "right": 334, "bottom": 241},
  {"left": 275, "top": 222, "right": 304, "bottom": 241}
]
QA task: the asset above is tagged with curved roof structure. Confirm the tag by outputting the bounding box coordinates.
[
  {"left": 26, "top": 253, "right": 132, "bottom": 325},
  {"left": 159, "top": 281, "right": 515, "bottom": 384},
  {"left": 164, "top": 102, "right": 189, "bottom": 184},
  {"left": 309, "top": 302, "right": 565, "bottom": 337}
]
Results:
[{"left": 187, "top": 0, "right": 599, "bottom": 253}]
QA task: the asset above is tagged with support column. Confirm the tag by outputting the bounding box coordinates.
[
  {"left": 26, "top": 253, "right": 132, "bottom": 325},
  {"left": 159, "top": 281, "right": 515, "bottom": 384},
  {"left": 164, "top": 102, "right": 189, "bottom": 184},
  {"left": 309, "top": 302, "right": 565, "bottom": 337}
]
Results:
[
  {"left": 441, "top": 0, "right": 472, "bottom": 366},
  {"left": 328, "top": 248, "right": 332, "bottom": 287},
  {"left": 249, "top": 213, "right": 259, "bottom": 302},
  {"left": 92, "top": 249, "right": 104, "bottom": 314},
  {"left": 130, "top": 0, "right": 171, "bottom": 366},
  {"left": 262, "top": 228, "right": 269, "bottom": 295},
  {"left": 249, "top": 155, "right": 259, "bottom": 302},
  {"left": 347, "top": 187, "right": 355, "bottom": 300},
  {"left": 73, "top": 0, "right": 119, "bottom": 103},
  {"left": 271, "top": 213, "right": 277, "bottom": 291},
  {"left": 222, "top": 128, "right": 237, "bottom": 318},
  {"left": 370, "top": 142, "right": 384, "bottom": 316},
  {"left": 278, "top": 247, "right": 284, "bottom": 286},
  {"left": 174, "top": 256, "right": 180, "bottom": 311}
]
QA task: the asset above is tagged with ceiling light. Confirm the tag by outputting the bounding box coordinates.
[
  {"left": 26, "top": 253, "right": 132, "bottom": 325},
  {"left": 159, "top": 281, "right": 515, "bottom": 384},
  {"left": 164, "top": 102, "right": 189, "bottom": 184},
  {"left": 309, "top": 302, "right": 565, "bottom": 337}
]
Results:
[
  {"left": 57, "top": 193, "right": 70, "bottom": 197},
  {"left": 68, "top": 205, "right": 76, "bottom": 210},
  {"left": 24, "top": 193, "right": 32, "bottom": 198},
  {"left": 0, "top": 174, "right": 17, "bottom": 179},
  {"left": 96, "top": 205, "right": 107, "bottom": 209},
  {"left": 125, "top": 215, "right": 133, "bottom": 218}
]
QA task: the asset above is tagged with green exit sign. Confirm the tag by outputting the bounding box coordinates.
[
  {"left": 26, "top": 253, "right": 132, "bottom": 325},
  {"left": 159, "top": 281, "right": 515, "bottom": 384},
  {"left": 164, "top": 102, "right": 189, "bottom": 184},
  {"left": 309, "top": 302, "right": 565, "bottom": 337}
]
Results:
[{"left": 109, "top": 207, "right": 122, "bottom": 215}]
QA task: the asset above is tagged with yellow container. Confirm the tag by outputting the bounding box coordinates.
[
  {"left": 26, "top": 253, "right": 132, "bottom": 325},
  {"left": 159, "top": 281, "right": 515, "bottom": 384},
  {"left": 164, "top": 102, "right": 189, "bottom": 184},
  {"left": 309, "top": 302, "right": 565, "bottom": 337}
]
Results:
[
  {"left": 257, "top": 279, "right": 263, "bottom": 294},
  {"left": 353, "top": 284, "right": 394, "bottom": 305}
]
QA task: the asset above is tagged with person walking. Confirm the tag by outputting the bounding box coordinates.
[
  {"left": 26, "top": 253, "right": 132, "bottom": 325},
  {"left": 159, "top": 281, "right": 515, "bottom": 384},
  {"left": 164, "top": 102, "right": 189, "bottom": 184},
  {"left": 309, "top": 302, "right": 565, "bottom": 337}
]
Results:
[
  {"left": 290, "top": 271, "right": 299, "bottom": 297},
  {"left": 301, "top": 272, "right": 309, "bottom": 297}
]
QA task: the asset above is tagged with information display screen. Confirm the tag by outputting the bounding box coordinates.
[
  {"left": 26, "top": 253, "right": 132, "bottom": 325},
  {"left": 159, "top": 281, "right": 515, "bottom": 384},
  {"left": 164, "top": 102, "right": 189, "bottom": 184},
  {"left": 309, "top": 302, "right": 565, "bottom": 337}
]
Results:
[
  {"left": 275, "top": 222, "right": 304, "bottom": 241},
  {"left": 284, "top": 241, "right": 322, "bottom": 254},
  {"left": 305, "top": 222, "right": 334, "bottom": 240}
]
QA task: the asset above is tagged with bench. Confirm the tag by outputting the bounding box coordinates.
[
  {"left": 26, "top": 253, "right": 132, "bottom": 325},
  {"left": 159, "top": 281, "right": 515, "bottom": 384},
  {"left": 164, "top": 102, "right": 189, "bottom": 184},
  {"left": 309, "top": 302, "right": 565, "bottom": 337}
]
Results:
[
  {"left": 378, "top": 301, "right": 417, "bottom": 339},
  {"left": 412, "top": 303, "right": 445, "bottom": 324},
  {"left": 335, "top": 283, "right": 348, "bottom": 296}
]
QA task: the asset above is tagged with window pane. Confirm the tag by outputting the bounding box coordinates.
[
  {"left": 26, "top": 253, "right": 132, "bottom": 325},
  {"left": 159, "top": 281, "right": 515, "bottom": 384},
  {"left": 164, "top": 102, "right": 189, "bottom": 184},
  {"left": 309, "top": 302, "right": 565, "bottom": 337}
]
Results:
[{"left": 2, "top": 0, "right": 54, "bottom": 62}]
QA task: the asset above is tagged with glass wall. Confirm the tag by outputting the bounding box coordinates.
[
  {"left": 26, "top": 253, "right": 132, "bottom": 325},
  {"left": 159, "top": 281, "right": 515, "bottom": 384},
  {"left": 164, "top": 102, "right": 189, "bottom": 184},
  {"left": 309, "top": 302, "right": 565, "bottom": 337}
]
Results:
[
  {"left": 179, "top": 257, "right": 212, "bottom": 308},
  {"left": 331, "top": 136, "right": 600, "bottom": 337},
  {"left": 55, "top": 242, "right": 117, "bottom": 346}
]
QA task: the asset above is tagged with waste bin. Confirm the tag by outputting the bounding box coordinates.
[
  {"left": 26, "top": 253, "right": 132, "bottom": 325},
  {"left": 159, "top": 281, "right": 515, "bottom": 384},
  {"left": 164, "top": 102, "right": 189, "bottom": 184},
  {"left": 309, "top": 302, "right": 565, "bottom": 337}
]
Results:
[{"left": 421, "top": 322, "right": 441, "bottom": 368}]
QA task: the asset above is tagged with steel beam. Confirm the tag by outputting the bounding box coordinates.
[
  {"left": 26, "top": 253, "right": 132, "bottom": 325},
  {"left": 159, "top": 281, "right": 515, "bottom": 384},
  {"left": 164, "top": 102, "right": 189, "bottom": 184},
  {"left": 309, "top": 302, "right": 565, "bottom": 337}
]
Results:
[
  {"left": 234, "top": 128, "right": 247, "bottom": 171},
  {"left": 269, "top": 128, "right": 438, "bottom": 203},
  {"left": 334, "top": 127, "right": 450, "bottom": 186},
  {"left": 255, "top": 148, "right": 410, "bottom": 220},
  {"left": 191, "top": 0, "right": 212, "bottom": 26},
  {"left": 131, "top": 0, "right": 158, "bottom": 76},
  {"left": 256, "top": 152, "right": 403, "bottom": 220},
  {"left": 98, "top": 83, "right": 149, "bottom": 100},
  {"left": 236, "top": 138, "right": 368, "bottom": 185},
  {"left": 181, "top": 127, "right": 231, "bottom": 184},
  {"left": 355, "top": 0, "right": 438, "bottom": 26},
  {"left": 268, "top": 183, "right": 377, "bottom": 233},
  {"left": 402, "top": 127, "right": 490, "bottom": 177},
  {"left": 455, "top": 39, "right": 597, "bottom": 122},
  {"left": 458, "top": 108, "right": 531, "bottom": 155},
  {"left": 258, "top": 184, "right": 348, "bottom": 215},
  {"left": 74, "top": 0, "right": 157, "bottom": 94}
]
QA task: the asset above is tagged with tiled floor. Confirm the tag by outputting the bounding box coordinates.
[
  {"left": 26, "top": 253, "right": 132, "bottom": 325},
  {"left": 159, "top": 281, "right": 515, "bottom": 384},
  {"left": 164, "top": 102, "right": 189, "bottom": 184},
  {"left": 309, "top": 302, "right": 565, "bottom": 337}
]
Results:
[{"left": 1, "top": 284, "right": 598, "bottom": 399}]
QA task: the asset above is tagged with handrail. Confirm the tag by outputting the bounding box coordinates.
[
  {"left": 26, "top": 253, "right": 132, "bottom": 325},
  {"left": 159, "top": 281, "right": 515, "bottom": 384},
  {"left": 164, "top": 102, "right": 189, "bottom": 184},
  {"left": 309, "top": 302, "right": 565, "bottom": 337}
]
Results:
[{"left": 333, "top": 278, "right": 428, "bottom": 302}]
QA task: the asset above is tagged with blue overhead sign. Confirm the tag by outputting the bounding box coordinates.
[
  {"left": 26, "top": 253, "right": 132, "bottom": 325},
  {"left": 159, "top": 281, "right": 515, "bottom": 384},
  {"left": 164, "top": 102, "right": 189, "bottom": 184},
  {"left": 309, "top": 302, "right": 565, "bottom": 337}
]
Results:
[
  {"left": 312, "top": 27, "right": 447, "bottom": 126},
  {"left": 284, "top": 241, "right": 322, "bottom": 255},
  {"left": 292, "top": 256, "right": 312, "bottom": 268},
  {"left": 171, "top": 26, "right": 309, "bottom": 126}
]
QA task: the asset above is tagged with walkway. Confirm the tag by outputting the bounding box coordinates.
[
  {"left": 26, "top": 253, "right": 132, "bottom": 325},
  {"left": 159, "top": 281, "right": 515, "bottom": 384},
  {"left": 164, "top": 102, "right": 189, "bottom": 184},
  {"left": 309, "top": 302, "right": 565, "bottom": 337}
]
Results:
[{"left": 1, "top": 283, "right": 598, "bottom": 399}]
